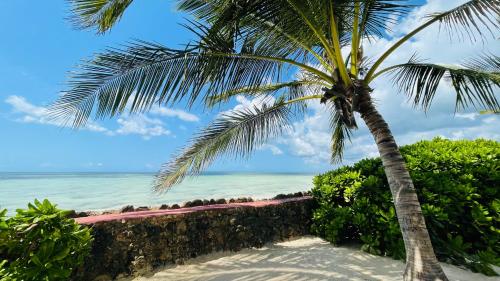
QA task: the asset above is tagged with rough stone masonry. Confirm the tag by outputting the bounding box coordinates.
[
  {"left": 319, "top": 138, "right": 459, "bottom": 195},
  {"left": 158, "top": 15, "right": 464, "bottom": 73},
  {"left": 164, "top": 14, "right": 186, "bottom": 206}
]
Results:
[{"left": 71, "top": 197, "right": 315, "bottom": 280}]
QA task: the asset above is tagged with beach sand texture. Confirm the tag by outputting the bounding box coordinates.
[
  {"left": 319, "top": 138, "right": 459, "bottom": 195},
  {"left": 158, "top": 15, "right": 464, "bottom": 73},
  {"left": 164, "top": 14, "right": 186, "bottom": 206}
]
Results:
[{"left": 126, "top": 236, "right": 499, "bottom": 281}]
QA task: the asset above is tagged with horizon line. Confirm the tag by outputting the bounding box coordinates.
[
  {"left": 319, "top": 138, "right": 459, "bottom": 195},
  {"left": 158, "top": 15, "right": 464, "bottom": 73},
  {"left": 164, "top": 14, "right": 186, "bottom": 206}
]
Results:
[{"left": 0, "top": 171, "right": 316, "bottom": 174}]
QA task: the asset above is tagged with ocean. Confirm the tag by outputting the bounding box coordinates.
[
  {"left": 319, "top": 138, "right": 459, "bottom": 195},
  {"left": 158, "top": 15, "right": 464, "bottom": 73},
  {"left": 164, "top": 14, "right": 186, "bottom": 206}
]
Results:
[{"left": 0, "top": 173, "right": 313, "bottom": 214}]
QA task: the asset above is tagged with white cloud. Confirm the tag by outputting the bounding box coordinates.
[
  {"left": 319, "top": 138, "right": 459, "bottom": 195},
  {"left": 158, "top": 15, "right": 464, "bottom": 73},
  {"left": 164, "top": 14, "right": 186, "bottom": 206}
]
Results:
[
  {"left": 219, "top": 95, "right": 276, "bottom": 117},
  {"left": 278, "top": 101, "right": 332, "bottom": 164},
  {"left": 115, "top": 115, "right": 171, "bottom": 140},
  {"left": 455, "top": 113, "right": 479, "bottom": 121},
  {"left": 4, "top": 95, "right": 180, "bottom": 140},
  {"left": 6, "top": 95, "right": 46, "bottom": 116},
  {"left": 122, "top": 93, "right": 199, "bottom": 122},
  {"left": 258, "top": 144, "right": 284, "bottom": 155},
  {"left": 234, "top": 95, "right": 275, "bottom": 111},
  {"left": 150, "top": 107, "right": 199, "bottom": 122},
  {"left": 5, "top": 95, "right": 111, "bottom": 134}
]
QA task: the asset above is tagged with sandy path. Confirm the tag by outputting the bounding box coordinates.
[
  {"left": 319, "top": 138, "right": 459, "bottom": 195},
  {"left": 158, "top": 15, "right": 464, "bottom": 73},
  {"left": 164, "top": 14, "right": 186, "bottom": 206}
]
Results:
[{"left": 127, "top": 236, "right": 499, "bottom": 281}]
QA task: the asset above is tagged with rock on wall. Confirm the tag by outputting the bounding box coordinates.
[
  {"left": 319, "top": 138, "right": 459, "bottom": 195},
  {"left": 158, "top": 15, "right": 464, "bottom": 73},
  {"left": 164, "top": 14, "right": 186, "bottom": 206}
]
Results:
[{"left": 72, "top": 197, "right": 314, "bottom": 280}]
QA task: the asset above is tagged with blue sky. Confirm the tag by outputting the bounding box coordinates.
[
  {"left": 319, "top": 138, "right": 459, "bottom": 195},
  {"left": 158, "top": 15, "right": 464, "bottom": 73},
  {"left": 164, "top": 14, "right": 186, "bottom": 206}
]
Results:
[{"left": 0, "top": 0, "right": 497, "bottom": 173}]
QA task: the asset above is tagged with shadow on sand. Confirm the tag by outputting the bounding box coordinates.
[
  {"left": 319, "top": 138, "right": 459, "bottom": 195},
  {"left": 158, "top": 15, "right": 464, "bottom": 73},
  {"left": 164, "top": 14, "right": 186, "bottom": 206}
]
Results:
[{"left": 127, "top": 236, "right": 498, "bottom": 281}]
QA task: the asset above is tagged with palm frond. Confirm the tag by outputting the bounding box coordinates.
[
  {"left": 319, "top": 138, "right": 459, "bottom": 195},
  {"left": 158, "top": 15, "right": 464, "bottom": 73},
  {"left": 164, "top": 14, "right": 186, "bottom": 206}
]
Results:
[
  {"left": 463, "top": 53, "right": 500, "bottom": 74},
  {"left": 479, "top": 110, "right": 500, "bottom": 114},
  {"left": 286, "top": 0, "right": 334, "bottom": 59},
  {"left": 205, "top": 80, "right": 321, "bottom": 108},
  {"left": 257, "top": 19, "right": 332, "bottom": 71},
  {"left": 429, "top": 0, "right": 500, "bottom": 42},
  {"left": 67, "top": 0, "right": 133, "bottom": 33},
  {"left": 365, "top": 0, "right": 500, "bottom": 82},
  {"left": 184, "top": 20, "right": 327, "bottom": 71},
  {"left": 359, "top": 0, "right": 413, "bottom": 39},
  {"left": 389, "top": 56, "right": 500, "bottom": 111},
  {"left": 178, "top": 0, "right": 329, "bottom": 55},
  {"left": 327, "top": 0, "right": 351, "bottom": 84},
  {"left": 178, "top": 0, "right": 371, "bottom": 75},
  {"left": 330, "top": 107, "right": 353, "bottom": 163},
  {"left": 49, "top": 41, "right": 330, "bottom": 127},
  {"left": 179, "top": 0, "right": 416, "bottom": 83},
  {"left": 154, "top": 99, "right": 294, "bottom": 191}
]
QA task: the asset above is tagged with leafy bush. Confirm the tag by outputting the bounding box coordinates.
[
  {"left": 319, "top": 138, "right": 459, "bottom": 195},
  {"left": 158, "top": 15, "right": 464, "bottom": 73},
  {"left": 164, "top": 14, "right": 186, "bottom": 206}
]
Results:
[
  {"left": 0, "top": 199, "right": 92, "bottom": 281},
  {"left": 311, "top": 138, "right": 500, "bottom": 275}
]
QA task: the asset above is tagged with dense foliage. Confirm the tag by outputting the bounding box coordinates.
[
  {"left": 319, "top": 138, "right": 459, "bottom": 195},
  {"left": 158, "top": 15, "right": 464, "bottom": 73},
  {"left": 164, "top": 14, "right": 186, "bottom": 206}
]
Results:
[
  {"left": 0, "top": 199, "right": 92, "bottom": 281},
  {"left": 311, "top": 138, "right": 500, "bottom": 275}
]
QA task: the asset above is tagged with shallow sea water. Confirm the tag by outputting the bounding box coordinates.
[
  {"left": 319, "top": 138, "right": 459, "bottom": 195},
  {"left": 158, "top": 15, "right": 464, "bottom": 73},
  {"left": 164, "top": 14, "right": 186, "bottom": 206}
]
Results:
[{"left": 0, "top": 173, "right": 313, "bottom": 214}]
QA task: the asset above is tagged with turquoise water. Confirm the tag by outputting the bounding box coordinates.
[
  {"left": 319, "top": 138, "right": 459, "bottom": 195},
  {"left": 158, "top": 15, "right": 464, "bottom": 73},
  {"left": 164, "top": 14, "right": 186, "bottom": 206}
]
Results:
[{"left": 0, "top": 173, "right": 313, "bottom": 213}]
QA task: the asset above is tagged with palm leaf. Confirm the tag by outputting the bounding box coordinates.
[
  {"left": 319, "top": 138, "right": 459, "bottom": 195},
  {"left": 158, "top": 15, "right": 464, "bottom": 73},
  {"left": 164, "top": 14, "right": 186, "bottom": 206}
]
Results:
[
  {"left": 67, "top": 0, "right": 133, "bottom": 33},
  {"left": 49, "top": 41, "right": 330, "bottom": 127},
  {"left": 463, "top": 53, "right": 500, "bottom": 74},
  {"left": 183, "top": 20, "right": 328, "bottom": 71},
  {"left": 365, "top": 0, "right": 500, "bottom": 81},
  {"left": 389, "top": 56, "right": 500, "bottom": 111},
  {"left": 178, "top": 0, "right": 372, "bottom": 80},
  {"left": 178, "top": 0, "right": 327, "bottom": 53},
  {"left": 205, "top": 80, "right": 321, "bottom": 108},
  {"left": 479, "top": 110, "right": 500, "bottom": 114},
  {"left": 429, "top": 0, "right": 500, "bottom": 42},
  {"left": 358, "top": 0, "right": 413, "bottom": 38},
  {"left": 154, "top": 99, "right": 293, "bottom": 191},
  {"left": 330, "top": 108, "right": 353, "bottom": 163},
  {"left": 182, "top": 1, "right": 414, "bottom": 83}
]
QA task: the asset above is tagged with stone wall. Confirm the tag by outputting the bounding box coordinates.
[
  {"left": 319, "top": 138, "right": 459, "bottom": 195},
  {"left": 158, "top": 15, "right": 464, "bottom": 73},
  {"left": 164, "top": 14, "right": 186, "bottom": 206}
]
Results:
[{"left": 72, "top": 197, "right": 315, "bottom": 280}]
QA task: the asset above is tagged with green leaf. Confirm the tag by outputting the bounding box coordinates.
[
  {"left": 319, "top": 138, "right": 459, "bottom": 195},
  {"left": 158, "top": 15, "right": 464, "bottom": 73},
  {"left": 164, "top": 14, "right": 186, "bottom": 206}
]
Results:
[
  {"left": 67, "top": 0, "right": 133, "bottom": 34},
  {"left": 388, "top": 55, "right": 500, "bottom": 112},
  {"left": 428, "top": 0, "right": 499, "bottom": 43},
  {"left": 1, "top": 199, "right": 93, "bottom": 280},
  {"left": 155, "top": 99, "right": 294, "bottom": 191},
  {"left": 48, "top": 41, "right": 329, "bottom": 128},
  {"left": 52, "top": 247, "right": 71, "bottom": 262}
]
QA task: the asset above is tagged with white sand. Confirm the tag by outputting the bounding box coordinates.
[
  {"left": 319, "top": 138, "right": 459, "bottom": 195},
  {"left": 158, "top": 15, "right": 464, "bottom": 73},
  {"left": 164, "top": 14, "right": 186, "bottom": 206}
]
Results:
[{"left": 128, "top": 236, "right": 499, "bottom": 281}]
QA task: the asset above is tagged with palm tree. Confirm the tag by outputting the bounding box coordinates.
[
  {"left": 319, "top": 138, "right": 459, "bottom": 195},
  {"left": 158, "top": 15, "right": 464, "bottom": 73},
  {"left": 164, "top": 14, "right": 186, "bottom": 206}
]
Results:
[{"left": 51, "top": 0, "right": 499, "bottom": 280}]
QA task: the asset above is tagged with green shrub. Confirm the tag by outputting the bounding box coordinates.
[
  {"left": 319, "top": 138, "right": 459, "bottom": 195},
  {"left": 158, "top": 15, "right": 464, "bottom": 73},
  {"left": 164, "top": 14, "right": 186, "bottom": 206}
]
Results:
[
  {"left": 0, "top": 199, "right": 93, "bottom": 281},
  {"left": 311, "top": 138, "right": 500, "bottom": 275}
]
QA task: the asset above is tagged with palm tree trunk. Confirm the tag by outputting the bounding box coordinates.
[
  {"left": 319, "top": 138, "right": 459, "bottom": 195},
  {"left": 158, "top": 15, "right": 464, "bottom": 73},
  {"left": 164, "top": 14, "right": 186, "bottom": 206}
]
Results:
[{"left": 357, "top": 92, "right": 448, "bottom": 281}]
